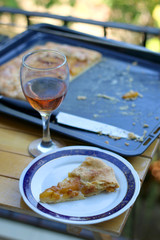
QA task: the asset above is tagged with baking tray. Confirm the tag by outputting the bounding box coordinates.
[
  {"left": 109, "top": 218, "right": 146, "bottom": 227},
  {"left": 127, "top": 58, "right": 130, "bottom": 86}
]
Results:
[{"left": 0, "top": 23, "right": 160, "bottom": 157}]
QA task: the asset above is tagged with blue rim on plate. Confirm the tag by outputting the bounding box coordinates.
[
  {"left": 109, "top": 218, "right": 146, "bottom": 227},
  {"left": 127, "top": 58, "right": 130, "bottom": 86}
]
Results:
[{"left": 19, "top": 146, "right": 140, "bottom": 225}]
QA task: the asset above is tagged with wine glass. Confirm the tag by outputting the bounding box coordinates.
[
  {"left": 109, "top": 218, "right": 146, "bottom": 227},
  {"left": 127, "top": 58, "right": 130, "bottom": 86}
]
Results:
[{"left": 20, "top": 49, "right": 70, "bottom": 157}]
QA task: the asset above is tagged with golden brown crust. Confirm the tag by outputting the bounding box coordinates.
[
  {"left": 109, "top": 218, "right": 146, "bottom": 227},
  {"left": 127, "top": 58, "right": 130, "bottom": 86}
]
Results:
[
  {"left": 69, "top": 157, "right": 117, "bottom": 182},
  {"left": 0, "top": 53, "right": 26, "bottom": 100},
  {"left": 0, "top": 42, "right": 102, "bottom": 100},
  {"left": 39, "top": 157, "right": 119, "bottom": 204}
]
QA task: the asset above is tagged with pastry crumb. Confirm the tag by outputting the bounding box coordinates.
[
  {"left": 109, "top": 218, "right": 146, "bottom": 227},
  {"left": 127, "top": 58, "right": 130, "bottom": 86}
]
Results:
[
  {"left": 105, "top": 140, "right": 109, "bottom": 144},
  {"left": 128, "top": 131, "right": 147, "bottom": 142},
  {"left": 132, "top": 61, "right": 138, "bottom": 65},
  {"left": 128, "top": 132, "right": 137, "bottom": 140},
  {"left": 138, "top": 130, "right": 147, "bottom": 142},
  {"left": 131, "top": 103, "right": 136, "bottom": 107},
  {"left": 97, "top": 93, "right": 118, "bottom": 101},
  {"left": 125, "top": 142, "right": 129, "bottom": 146},
  {"left": 97, "top": 131, "right": 103, "bottom": 135},
  {"left": 126, "top": 65, "right": 130, "bottom": 71},
  {"left": 119, "top": 105, "right": 129, "bottom": 111},
  {"left": 128, "top": 77, "right": 133, "bottom": 82},
  {"left": 77, "top": 95, "right": 87, "bottom": 100},
  {"left": 122, "top": 90, "right": 142, "bottom": 100},
  {"left": 143, "top": 124, "right": 149, "bottom": 128},
  {"left": 108, "top": 135, "right": 121, "bottom": 140}
]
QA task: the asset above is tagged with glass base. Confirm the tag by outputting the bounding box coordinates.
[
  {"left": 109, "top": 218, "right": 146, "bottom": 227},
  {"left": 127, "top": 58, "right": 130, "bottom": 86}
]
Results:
[{"left": 28, "top": 138, "right": 61, "bottom": 157}]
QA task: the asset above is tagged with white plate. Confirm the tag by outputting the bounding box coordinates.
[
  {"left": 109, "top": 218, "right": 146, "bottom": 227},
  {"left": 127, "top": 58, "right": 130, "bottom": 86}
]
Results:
[{"left": 19, "top": 146, "right": 140, "bottom": 225}]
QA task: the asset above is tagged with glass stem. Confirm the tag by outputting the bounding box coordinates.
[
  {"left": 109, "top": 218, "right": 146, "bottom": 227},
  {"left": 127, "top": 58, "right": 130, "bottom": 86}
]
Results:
[{"left": 40, "top": 113, "right": 52, "bottom": 147}]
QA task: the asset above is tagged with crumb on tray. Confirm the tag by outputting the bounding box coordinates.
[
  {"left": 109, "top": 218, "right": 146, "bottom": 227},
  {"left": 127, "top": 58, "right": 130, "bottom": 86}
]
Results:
[
  {"left": 128, "top": 132, "right": 137, "bottom": 140},
  {"left": 132, "top": 61, "right": 138, "bottom": 65},
  {"left": 127, "top": 131, "right": 147, "bottom": 142},
  {"left": 97, "top": 93, "right": 118, "bottom": 101},
  {"left": 122, "top": 90, "right": 143, "bottom": 100},
  {"left": 119, "top": 105, "right": 129, "bottom": 111},
  {"left": 143, "top": 124, "right": 149, "bottom": 128},
  {"left": 108, "top": 135, "right": 122, "bottom": 140},
  {"left": 93, "top": 114, "right": 99, "bottom": 118},
  {"left": 77, "top": 95, "right": 87, "bottom": 100}
]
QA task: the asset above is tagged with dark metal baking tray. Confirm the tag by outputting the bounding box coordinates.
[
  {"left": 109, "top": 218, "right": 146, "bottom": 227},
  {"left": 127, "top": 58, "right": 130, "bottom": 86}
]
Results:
[{"left": 0, "top": 23, "right": 160, "bottom": 157}]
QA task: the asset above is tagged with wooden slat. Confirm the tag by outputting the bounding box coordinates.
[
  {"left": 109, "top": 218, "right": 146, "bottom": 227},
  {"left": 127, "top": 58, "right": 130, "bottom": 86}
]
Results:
[
  {"left": 86, "top": 210, "right": 131, "bottom": 236},
  {"left": 0, "top": 176, "right": 33, "bottom": 214},
  {"left": 0, "top": 128, "right": 36, "bottom": 156},
  {"left": 141, "top": 138, "right": 160, "bottom": 159},
  {"left": 0, "top": 113, "right": 41, "bottom": 134},
  {"left": 0, "top": 149, "right": 150, "bottom": 183},
  {"left": 0, "top": 113, "right": 81, "bottom": 149},
  {"left": 0, "top": 176, "right": 25, "bottom": 210},
  {"left": 0, "top": 151, "right": 32, "bottom": 179},
  {"left": 128, "top": 155, "right": 151, "bottom": 183}
]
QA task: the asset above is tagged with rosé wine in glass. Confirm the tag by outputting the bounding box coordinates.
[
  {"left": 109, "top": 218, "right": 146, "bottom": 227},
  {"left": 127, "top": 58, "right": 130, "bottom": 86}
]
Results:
[{"left": 20, "top": 49, "right": 69, "bottom": 157}]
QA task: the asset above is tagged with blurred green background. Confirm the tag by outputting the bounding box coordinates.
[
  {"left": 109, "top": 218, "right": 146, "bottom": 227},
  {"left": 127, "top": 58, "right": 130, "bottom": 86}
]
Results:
[{"left": 0, "top": 0, "right": 160, "bottom": 50}]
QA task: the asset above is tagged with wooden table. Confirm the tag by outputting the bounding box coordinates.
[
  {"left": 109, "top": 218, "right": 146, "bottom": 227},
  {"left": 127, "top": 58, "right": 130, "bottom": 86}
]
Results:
[{"left": 0, "top": 111, "right": 159, "bottom": 239}]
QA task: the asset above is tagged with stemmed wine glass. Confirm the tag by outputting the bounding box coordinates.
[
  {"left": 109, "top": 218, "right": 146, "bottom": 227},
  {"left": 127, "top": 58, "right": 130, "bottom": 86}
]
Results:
[{"left": 20, "top": 49, "right": 70, "bottom": 157}]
